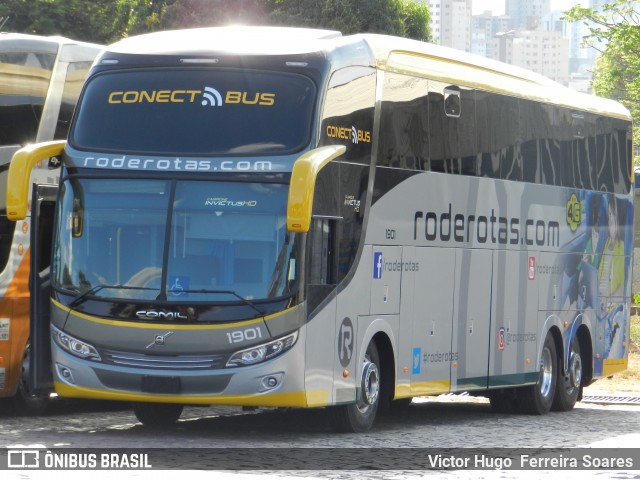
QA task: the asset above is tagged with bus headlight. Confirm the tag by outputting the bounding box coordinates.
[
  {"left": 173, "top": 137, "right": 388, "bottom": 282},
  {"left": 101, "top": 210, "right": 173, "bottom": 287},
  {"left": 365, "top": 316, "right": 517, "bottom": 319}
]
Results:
[
  {"left": 52, "top": 325, "right": 101, "bottom": 361},
  {"left": 226, "top": 331, "right": 298, "bottom": 367}
]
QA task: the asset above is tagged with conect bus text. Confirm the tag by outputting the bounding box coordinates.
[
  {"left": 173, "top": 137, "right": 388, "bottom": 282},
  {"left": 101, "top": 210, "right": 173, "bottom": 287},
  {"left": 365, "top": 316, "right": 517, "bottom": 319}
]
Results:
[{"left": 414, "top": 203, "right": 560, "bottom": 247}]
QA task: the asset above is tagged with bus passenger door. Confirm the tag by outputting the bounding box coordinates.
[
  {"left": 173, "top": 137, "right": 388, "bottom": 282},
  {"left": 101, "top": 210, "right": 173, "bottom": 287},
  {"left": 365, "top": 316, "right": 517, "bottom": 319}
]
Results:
[
  {"left": 450, "top": 249, "right": 493, "bottom": 391},
  {"left": 400, "top": 247, "right": 455, "bottom": 396},
  {"left": 29, "top": 184, "right": 57, "bottom": 394}
]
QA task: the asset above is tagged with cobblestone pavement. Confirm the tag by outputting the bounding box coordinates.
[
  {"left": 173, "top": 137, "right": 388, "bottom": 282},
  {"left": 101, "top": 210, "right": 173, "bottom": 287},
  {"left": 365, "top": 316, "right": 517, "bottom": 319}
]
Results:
[{"left": 2, "top": 392, "right": 640, "bottom": 480}]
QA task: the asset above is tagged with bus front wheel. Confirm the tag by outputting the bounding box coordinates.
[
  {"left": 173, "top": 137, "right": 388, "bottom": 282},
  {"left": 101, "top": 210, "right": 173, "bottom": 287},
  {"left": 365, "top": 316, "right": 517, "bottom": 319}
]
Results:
[
  {"left": 133, "top": 402, "right": 184, "bottom": 427},
  {"left": 328, "top": 341, "right": 381, "bottom": 433}
]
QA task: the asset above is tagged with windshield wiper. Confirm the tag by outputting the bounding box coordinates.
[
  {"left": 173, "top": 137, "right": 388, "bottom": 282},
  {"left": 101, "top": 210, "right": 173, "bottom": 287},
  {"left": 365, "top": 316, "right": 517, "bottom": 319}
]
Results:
[
  {"left": 69, "top": 285, "right": 265, "bottom": 317},
  {"left": 174, "top": 289, "right": 265, "bottom": 317},
  {"left": 68, "top": 284, "right": 158, "bottom": 308}
]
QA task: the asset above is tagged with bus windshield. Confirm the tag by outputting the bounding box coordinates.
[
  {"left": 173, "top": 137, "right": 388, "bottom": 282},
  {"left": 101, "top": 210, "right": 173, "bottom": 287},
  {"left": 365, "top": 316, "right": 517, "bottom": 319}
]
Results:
[
  {"left": 70, "top": 68, "right": 317, "bottom": 156},
  {"left": 53, "top": 178, "right": 298, "bottom": 303}
]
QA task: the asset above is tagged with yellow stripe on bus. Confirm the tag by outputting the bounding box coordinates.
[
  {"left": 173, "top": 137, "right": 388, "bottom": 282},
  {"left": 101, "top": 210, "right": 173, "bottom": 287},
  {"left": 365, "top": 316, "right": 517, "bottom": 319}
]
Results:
[
  {"left": 395, "top": 380, "right": 450, "bottom": 398},
  {"left": 305, "top": 389, "right": 329, "bottom": 407},
  {"left": 602, "top": 358, "right": 628, "bottom": 377},
  {"left": 54, "top": 381, "right": 322, "bottom": 408},
  {"left": 52, "top": 298, "right": 298, "bottom": 330}
]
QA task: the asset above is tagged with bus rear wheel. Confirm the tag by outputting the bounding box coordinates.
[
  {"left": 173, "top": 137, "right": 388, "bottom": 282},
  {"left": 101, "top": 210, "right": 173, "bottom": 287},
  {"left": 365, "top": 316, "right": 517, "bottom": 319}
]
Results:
[
  {"left": 329, "top": 341, "right": 381, "bottom": 433},
  {"left": 516, "top": 332, "right": 556, "bottom": 415},
  {"left": 133, "top": 402, "right": 183, "bottom": 427},
  {"left": 552, "top": 338, "right": 582, "bottom": 411}
]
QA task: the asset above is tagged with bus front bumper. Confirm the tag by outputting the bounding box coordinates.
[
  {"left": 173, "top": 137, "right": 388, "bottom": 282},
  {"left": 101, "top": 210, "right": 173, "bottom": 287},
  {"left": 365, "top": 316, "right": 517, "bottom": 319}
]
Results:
[{"left": 49, "top": 334, "right": 317, "bottom": 407}]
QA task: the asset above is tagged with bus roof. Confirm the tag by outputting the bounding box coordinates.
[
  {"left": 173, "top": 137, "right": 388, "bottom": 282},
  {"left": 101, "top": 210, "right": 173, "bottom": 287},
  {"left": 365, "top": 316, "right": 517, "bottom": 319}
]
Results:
[
  {"left": 102, "top": 26, "right": 630, "bottom": 121},
  {"left": 0, "top": 32, "right": 103, "bottom": 63},
  {"left": 360, "top": 33, "right": 631, "bottom": 121},
  {"left": 0, "top": 32, "right": 101, "bottom": 50},
  {"left": 107, "top": 26, "right": 342, "bottom": 56}
]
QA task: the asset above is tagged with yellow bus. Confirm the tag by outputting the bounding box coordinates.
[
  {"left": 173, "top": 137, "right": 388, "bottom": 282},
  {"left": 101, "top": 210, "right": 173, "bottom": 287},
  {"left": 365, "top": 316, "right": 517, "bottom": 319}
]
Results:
[
  {"left": 7, "top": 27, "right": 633, "bottom": 430},
  {"left": 0, "top": 33, "right": 101, "bottom": 413}
]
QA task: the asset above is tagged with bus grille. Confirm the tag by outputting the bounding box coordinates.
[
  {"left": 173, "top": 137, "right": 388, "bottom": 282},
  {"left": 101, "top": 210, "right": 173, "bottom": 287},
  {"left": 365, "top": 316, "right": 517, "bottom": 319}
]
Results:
[{"left": 100, "top": 349, "right": 227, "bottom": 370}]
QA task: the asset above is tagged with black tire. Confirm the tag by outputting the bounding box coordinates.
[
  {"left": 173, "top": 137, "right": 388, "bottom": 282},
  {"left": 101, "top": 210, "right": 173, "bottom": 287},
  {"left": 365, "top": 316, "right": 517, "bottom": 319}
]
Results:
[
  {"left": 552, "top": 337, "right": 583, "bottom": 412},
  {"left": 329, "top": 341, "right": 381, "bottom": 433},
  {"left": 489, "top": 389, "right": 517, "bottom": 414},
  {"left": 12, "top": 342, "right": 48, "bottom": 415},
  {"left": 516, "top": 332, "right": 557, "bottom": 415},
  {"left": 133, "top": 402, "right": 183, "bottom": 427}
]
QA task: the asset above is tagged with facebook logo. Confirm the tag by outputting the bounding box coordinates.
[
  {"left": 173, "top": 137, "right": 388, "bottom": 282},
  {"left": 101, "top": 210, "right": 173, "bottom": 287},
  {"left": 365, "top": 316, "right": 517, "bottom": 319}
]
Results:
[{"left": 373, "top": 252, "right": 383, "bottom": 279}]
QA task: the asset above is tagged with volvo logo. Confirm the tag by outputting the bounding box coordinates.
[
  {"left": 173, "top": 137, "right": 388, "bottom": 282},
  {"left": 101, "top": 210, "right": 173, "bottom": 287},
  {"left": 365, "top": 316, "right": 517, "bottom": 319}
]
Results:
[
  {"left": 136, "top": 310, "right": 188, "bottom": 320},
  {"left": 146, "top": 331, "right": 174, "bottom": 349}
]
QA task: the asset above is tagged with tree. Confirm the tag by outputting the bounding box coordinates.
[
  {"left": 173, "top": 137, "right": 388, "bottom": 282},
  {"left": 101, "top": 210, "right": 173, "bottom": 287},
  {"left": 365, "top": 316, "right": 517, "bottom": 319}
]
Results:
[
  {"left": 400, "top": 0, "right": 431, "bottom": 42},
  {"left": 127, "top": 0, "right": 170, "bottom": 36},
  {"left": 564, "top": 0, "right": 640, "bottom": 155},
  {"left": 0, "top": 0, "right": 132, "bottom": 44},
  {"left": 0, "top": 0, "right": 431, "bottom": 46},
  {"left": 159, "top": 0, "right": 270, "bottom": 29},
  {"left": 157, "top": 0, "right": 431, "bottom": 42},
  {"left": 266, "top": 0, "right": 431, "bottom": 41}
]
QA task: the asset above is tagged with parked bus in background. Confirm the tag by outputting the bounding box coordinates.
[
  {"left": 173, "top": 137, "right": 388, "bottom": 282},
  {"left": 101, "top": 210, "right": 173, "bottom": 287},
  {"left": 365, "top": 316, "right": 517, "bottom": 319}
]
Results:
[
  {"left": 0, "top": 33, "right": 101, "bottom": 412},
  {"left": 7, "top": 27, "right": 633, "bottom": 430}
]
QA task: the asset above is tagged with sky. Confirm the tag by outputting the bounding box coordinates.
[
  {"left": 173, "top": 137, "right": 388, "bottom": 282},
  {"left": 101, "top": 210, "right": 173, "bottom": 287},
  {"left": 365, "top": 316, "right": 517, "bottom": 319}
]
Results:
[{"left": 471, "top": 0, "right": 586, "bottom": 16}]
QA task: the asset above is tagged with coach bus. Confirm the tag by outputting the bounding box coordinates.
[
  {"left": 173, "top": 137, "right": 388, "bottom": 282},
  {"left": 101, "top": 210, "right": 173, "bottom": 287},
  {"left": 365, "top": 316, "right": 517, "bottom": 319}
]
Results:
[
  {"left": 6, "top": 26, "right": 632, "bottom": 431},
  {"left": 0, "top": 33, "right": 102, "bottom": 412}
]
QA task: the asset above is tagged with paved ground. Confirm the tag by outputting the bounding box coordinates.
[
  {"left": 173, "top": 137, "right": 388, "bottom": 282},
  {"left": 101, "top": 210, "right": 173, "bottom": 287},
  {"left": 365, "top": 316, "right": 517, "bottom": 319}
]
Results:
[{"left": 2, "top": 384, "right": 640, "bottom": 479}]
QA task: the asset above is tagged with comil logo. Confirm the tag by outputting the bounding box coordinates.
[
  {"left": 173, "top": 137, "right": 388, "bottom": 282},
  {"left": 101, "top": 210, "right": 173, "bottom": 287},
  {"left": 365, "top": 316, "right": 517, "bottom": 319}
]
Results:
[{"left": 201, "top": 87, "right": 223, "bottom": 107}]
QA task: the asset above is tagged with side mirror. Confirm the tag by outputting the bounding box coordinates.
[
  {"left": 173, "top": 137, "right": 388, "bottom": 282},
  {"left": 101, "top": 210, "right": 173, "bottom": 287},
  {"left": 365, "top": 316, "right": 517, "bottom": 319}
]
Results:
[
  {"left": 7, "top": 141, "right": 66, "bottom": 220},
  {"left": 287, "top": 145, "right": 346, "bottom": 233}
]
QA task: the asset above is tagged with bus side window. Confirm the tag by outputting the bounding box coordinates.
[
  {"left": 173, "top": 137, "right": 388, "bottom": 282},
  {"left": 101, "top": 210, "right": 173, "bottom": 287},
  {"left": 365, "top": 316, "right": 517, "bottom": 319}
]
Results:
[
  {"left": 54, "top": 61, "right": 94, "bottom": 140},
  {"left": 429, "top": 82, "right": 476, "bottom": 176},
  {"left": 308, "top": 218, "right": 337, "bottom": 285},
  {"left": 307, "top": 218, "right": 338, "bottom": 314}
]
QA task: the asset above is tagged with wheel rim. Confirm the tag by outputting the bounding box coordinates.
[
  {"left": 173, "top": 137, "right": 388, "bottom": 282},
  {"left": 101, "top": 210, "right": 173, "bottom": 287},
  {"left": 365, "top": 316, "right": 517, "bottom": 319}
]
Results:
[
  {"left": 539, "top": 346, "right": 553, "bottom": 399},
  {"left": 357, "top": 356, "right": 380, "bottom": 412},
  {"left": 569, "top": 351, "right": 582, "bottom": 389}
]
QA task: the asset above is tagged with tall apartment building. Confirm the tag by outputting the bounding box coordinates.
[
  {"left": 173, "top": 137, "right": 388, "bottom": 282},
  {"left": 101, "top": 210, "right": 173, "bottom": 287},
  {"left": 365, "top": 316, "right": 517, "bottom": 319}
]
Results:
[
  {"left": 494, "top": 29, "right": 569, "bottom": 84},
  {"left": 542, "top": 9, "right": 590, "bottom": 76},
  {"left": 428, "top": 0, "right": 472, "bottom": 51},
  {"left": 506, "top": 0, "right": 551, "bottom": 29},
  {"left": 471, "top": 11, "right": 511, "bottom": 58},
  {"left": 425, "top": 0, "right": 577, "bottom": 86}
]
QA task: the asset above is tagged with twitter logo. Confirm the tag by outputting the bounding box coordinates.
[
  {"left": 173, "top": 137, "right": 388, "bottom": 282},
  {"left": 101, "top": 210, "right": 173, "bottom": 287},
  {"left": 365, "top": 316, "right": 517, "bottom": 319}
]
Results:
[{"left": 412, "top": 347, "right": 421, "bottom": 374}]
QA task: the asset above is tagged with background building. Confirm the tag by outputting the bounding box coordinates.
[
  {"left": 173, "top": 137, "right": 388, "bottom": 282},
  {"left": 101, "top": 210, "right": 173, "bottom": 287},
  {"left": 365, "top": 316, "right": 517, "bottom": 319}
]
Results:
[
  {"left": 429, "top": 0, "right": 473, "bottom": 51},
  {"left": 506, "top": 0, "right": 551, "bottom": 29}
]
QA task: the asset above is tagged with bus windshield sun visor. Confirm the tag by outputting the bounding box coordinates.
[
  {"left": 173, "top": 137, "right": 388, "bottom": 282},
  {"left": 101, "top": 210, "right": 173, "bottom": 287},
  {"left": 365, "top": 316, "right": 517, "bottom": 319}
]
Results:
[{"left": 70, "top": 69, "right": 317, "bottom": 156}]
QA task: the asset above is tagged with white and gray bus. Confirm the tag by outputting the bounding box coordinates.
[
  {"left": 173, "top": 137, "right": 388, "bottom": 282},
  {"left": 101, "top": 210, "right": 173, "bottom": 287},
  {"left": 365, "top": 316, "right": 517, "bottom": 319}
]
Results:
[
  {"left": 0, "top": 33, "right": 101, "bottom": 412},
  {"left": 7, "top": 27, "right": 633, "bottom": 431}
]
